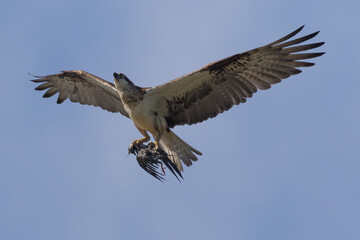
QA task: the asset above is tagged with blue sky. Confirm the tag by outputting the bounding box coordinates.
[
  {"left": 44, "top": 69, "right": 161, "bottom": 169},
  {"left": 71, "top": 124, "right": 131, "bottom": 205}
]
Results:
[{"left": 1, "top": 0, "right": 359, "bottom": 239}]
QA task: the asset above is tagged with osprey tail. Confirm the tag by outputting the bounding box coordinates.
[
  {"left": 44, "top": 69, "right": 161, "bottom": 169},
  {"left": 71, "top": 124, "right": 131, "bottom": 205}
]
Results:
[{"left": 158, "top": 130, "right": 202, "bottom": 171}]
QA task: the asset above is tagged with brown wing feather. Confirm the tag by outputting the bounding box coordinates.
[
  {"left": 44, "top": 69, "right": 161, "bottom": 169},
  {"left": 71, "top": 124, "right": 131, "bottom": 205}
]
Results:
[
  {"left": 146, "top": 26, "right": 324, "bottom": 127},
  {"left": 32, "top": 70, "right": 129, "bottom": 117}
]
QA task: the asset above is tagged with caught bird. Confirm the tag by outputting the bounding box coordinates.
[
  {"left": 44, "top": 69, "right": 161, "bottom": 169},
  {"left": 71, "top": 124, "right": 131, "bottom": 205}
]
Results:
[{"left": 32, "top": 26, "right": 324, "bottom": 174}]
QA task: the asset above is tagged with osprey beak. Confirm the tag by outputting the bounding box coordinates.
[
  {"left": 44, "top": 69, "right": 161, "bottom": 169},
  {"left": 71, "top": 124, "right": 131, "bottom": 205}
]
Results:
[{"left": 113, "top": 72, "right": 119, "bottom": 78}]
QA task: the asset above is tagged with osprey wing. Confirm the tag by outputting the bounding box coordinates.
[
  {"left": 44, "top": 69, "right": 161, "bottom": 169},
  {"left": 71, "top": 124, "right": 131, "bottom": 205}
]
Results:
[
  {"left": 32, "top": 70, "right": 129, "bottom": 117},
  {"left": 145, "top": 26, "right": 324, "bottom": 128}
]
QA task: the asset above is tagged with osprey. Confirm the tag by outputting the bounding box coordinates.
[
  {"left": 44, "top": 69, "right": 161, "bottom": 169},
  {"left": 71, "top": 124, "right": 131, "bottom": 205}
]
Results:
[{"left": 32, "top": 26, "right": 324, "bottom": 172}]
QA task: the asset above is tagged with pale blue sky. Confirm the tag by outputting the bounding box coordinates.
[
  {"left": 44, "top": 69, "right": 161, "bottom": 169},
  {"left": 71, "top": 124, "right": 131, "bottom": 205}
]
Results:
[{"left": 1, "top": 0, "right": 359, "bottom": 239}]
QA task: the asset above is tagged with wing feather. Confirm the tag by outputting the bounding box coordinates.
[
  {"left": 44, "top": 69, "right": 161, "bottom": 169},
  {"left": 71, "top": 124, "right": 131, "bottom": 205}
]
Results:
[
  {"left": 145, "top": 26, "right": 324, "bottom": 127},
  {"left": 43, "top": 87, "right": 58, "bottom": 98},
  {"left": 32, "top": 70, "right": 129, "bottom": 117}
]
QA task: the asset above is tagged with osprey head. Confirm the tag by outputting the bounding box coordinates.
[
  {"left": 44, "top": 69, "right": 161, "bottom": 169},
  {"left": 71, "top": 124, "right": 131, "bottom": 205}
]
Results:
[{"left": 113, "top": 72, "right": 135, "bottom": 90}]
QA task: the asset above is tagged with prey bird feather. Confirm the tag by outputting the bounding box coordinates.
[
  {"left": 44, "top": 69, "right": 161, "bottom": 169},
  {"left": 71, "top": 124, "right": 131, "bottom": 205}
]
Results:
[
  {"left": 32, "top": 26, "right": 325, "bottom": 181},
  {"left": 129, "top": 142, "right": 183, "bottom": 182}
]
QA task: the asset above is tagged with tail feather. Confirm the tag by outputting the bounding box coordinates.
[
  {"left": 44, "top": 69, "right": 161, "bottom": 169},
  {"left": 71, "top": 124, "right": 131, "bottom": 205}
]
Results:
[{"left": 158, "top": 130, "right": 202, "bottom": 171}]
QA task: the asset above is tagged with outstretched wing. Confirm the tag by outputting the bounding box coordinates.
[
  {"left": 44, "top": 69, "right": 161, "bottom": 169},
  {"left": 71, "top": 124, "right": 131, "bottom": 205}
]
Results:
[
  {"left": 32, "top": 70, "right": 129, "bottom": 117},
  {"left": 145, "top": 26, "right": 324, "bottom": 128}
]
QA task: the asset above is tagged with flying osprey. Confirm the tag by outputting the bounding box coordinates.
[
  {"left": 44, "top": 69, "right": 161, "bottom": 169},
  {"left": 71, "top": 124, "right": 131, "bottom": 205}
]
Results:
[{"left": 32, "top": 26, "right": 324, "bottom": 174}]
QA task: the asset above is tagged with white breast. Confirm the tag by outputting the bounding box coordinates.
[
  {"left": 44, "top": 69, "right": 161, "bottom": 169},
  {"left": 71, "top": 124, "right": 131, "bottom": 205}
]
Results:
[{"left": 127, "top": 100, "right": 158, "bottom": 135}]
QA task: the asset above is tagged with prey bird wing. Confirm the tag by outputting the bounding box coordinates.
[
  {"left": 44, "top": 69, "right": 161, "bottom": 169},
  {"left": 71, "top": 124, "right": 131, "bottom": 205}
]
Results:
[
  {"left": 146, "top": 25, "right": 324, "bottom": 128},
  {"left": 32, "top": 70, "right": 129, "bottom": 117}
]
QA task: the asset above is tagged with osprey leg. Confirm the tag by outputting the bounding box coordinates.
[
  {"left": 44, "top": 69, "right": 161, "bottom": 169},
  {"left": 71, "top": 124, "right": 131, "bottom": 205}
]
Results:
[{"left": 132, "top": 127, "right": 150, "bottom": 145}]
